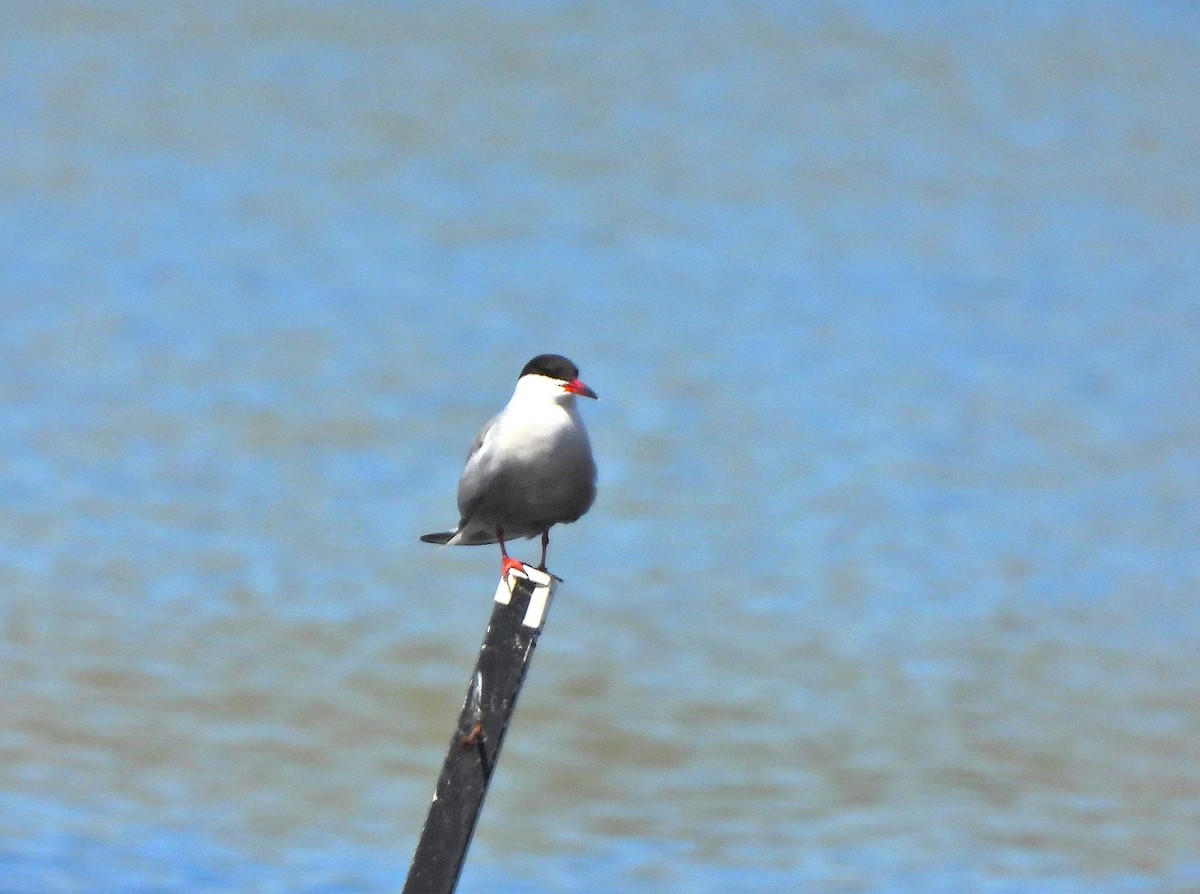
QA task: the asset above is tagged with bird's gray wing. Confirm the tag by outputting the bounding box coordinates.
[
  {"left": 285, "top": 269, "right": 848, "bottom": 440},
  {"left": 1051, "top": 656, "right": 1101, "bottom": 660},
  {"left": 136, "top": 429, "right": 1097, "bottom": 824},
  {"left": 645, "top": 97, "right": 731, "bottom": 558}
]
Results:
[
  {"left": 419, "top": 414, "right": 500, "bottom": 546},
  {"left": 420, "top": 411, "right": 515, "bottom": 547},
  {"left": 454, "top": 413, "right": 502, "bottom": 528}
]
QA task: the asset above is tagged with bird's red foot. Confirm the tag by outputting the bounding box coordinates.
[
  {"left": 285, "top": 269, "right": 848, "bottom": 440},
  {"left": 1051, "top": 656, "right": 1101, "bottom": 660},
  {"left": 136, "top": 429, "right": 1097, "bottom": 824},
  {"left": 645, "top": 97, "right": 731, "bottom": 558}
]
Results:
[{"left": 501, "top": 555, "right": 528, "bottom": 580}]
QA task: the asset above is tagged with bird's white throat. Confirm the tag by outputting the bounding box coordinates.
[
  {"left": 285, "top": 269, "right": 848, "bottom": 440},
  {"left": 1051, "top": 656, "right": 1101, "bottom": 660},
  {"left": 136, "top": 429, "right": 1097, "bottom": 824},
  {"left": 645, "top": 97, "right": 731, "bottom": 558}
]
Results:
[{"left": 507, "top": 373, "right": 578, "bottom": 409}]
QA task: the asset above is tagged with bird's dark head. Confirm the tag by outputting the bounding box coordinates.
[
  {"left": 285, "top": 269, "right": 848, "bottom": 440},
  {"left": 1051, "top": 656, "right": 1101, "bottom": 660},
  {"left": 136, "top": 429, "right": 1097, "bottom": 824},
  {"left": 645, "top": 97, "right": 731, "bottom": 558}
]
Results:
[{"left": 519, "top": 354, "right": 598, "bottom": 399}]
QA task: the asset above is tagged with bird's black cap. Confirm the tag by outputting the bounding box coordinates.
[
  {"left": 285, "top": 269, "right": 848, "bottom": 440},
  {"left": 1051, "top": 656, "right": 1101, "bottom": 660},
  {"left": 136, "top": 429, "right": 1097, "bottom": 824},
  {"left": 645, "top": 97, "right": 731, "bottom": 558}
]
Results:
[{"left": 520, "top": 353, "right": 580, "bottom": 382}]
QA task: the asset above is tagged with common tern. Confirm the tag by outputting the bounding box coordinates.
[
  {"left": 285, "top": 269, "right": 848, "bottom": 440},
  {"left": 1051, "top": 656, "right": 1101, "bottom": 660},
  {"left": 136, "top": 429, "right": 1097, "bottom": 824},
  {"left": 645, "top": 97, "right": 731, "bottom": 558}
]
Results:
[{"left": 420, "top": 353, "right": 598, "bottom": 577}]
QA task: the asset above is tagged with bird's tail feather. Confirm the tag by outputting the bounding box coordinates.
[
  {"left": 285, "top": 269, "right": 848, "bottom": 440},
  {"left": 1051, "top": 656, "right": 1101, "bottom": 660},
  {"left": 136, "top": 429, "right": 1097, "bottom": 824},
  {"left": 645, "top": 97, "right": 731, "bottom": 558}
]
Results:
[{"left": 420, "top": 522, "right": 501, "bottom": 547}]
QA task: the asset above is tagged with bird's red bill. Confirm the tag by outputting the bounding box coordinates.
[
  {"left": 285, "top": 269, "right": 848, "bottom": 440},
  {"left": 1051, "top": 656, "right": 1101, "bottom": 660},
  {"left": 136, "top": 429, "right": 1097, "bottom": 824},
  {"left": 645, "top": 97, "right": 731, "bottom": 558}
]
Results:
[{"left": 563, "top": 377, "right": 598, "bottom": 399}]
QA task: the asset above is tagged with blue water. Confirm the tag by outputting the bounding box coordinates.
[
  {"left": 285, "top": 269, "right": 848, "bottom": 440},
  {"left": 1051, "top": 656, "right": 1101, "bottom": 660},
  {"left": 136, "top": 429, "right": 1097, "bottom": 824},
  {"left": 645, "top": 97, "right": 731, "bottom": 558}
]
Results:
[{"left": 2, "top": 2, "right": 1199, "bottom": 891}]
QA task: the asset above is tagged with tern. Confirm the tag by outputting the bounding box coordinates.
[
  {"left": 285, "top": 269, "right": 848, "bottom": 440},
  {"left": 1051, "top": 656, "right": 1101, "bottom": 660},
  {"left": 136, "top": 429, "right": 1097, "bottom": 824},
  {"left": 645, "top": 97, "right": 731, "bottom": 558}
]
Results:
[{"left": 420, "top": 353, "right": 598, "bottom": 577}]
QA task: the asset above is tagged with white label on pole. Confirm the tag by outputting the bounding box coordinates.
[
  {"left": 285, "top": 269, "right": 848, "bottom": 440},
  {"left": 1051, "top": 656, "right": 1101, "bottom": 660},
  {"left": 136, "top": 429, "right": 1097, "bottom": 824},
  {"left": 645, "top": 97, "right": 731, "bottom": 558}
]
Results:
[
  {"left": 493, "top": 566, "right": 557, "bottom": 629},
  {"left": 522, "top": 578, "right": 555, "bottom": 629},
  {"left": 494, "top": 575, "right": 514, "bottom": 605}
]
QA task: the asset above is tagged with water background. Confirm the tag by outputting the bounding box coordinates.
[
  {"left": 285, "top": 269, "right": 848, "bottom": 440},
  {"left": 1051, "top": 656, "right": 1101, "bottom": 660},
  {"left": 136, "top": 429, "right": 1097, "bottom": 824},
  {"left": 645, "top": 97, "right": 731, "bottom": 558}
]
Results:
[{"left": 2, "top": 3, "right": 1199, "bottom": 891}]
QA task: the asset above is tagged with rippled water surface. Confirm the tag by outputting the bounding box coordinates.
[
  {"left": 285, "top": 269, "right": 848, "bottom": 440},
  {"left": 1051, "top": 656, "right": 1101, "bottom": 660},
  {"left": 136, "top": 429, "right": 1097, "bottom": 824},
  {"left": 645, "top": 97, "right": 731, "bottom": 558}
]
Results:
[{"left": 2, "top": 3, "right": 1199, "bottom": 892}]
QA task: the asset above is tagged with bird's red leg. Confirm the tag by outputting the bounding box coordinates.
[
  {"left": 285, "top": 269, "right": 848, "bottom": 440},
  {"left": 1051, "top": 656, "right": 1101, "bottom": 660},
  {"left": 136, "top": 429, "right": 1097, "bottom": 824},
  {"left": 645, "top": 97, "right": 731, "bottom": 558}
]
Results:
[
  {"left": 498, "top": 526, "right": 526, "bottom": 578},
  {"left": 538, "top": 531, "right": 550, "bottom": 571}
]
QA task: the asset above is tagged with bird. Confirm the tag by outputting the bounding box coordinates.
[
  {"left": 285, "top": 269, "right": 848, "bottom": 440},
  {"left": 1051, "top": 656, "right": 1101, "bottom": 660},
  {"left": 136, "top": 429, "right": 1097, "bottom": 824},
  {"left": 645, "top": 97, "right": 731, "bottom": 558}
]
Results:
[{"left": 420, "top": 353, "right": 598, "bottom": 578}]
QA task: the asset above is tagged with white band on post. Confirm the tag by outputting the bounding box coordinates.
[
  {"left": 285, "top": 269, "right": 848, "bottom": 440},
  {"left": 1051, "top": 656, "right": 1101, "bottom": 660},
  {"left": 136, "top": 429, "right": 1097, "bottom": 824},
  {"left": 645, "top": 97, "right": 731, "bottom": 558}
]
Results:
[{"left": 494, "top": 565, "right": 556, "bottom": 630}]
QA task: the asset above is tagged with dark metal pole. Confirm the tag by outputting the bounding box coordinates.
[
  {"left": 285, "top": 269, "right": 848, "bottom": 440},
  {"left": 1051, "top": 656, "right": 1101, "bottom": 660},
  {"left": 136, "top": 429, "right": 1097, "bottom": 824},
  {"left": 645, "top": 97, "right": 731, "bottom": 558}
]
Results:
[{"left": 402, "top": 567, "right": 558, "bottom": 894}]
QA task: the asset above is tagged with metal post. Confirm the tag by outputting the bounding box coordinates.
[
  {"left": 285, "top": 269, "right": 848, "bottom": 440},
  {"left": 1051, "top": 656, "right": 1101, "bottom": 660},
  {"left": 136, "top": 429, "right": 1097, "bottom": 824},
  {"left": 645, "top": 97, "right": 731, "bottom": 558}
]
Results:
[{"left": 402, "top": 566, "right": 558, "bottom": 894}]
